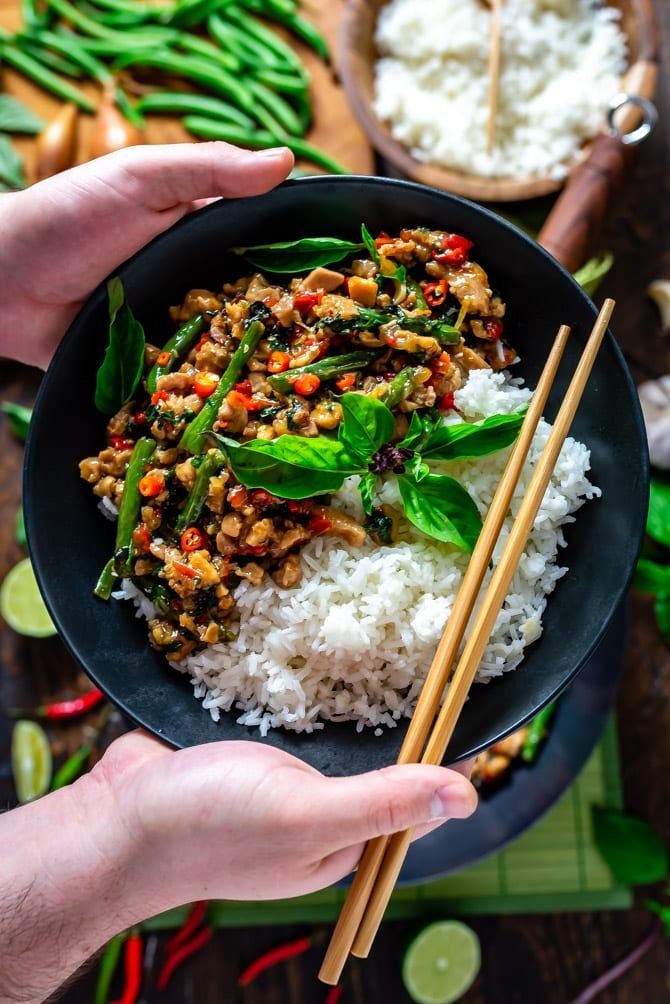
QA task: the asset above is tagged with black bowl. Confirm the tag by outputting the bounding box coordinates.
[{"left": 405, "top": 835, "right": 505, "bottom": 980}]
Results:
[{"left": 25, "top": 176, "right": 648, "bottom": 775}]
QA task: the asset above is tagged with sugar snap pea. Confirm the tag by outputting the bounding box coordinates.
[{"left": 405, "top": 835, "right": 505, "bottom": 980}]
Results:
[
  {"left": 146, "top": 314, "right": 205, "bottom": 394},
  {"left": 0, "top": 42, "right": 95, "bottom": 111},
  {"left": 113, "top": 437, "right": 155, "bottom": 577},
  {"left": 135, "top": 91, "right": 254, "bottom": 130},
  {"left": 94, "top": 558, "right": 116, "bottom": 600},
  {"left": 175, "top": 449, "right": 226, "bottom": 533},
  {"left": 180, "top": 319, "right": 265, "bottom": 454},
  {"left": 267, "top": 351, "right": 378, "bottom": 395}
]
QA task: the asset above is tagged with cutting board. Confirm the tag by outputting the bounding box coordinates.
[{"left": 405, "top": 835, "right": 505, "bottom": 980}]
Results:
[{"left": 0, "top": 0, "right": 374, "bottom": 180}]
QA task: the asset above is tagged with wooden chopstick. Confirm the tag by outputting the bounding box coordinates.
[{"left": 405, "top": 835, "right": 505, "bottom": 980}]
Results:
[
  {"left": 487, "top": 0, "right": 503, "bottom": 154},
  {"left": 350, "top": 299, "right": 616, "bottom": 959},
  {"left": 318, "top": 322, "right": 571, "bottom": 986}
]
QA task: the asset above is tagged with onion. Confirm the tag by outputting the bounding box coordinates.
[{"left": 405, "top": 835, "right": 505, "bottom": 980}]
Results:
[
  {"left": 35, "top": 103, "right": 78, "bottom": 181},
  {"left": 89, "top": 84, "right": 142, "bottom": 160}
]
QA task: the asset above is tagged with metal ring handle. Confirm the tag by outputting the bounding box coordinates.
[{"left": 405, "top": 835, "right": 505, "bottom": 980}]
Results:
[{"left": 607, "top": 93, "right": 658, "bottom": 146}]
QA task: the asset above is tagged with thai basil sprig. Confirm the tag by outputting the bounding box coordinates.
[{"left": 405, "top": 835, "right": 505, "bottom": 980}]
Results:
[{"left": 213, "top": 393, "right": 525, "bottom": 553}]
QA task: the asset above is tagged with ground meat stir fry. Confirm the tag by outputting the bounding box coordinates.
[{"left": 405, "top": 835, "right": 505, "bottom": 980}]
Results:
[{"left": 80, "top": 227, "right": 516, "bottom": 662}]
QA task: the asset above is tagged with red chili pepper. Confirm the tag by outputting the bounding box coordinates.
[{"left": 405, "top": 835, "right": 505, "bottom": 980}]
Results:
[
  {"left": 172, "top": 560, "right": 198, "bottom": 579},
  {"left": 439, "top": 391, "right": 456, "bottom": 411},
  {"left": 325, "top": 987, "right": 344, "bottom": 1004},
  {"left": 307, "top": 514, "right": 332, "bottom": 535},
  {"left": 151, "top": 389, "right": 169, "bottom": 405},
  {"left": 110, "top": 436, "right": 134, "bottom": 450},
  {"left": 268, "top": 350, "right": 291, "bottom": 374},
  {"left": 293, "top": 374, "right": 321, "bottom": 396},
  {"left": 229, "top": 486, "right": 248, "bottom": 510},
  {"left": 195, "top": 335, "right": 210, "bottom": 352},
  {"left": 157, "top": 927, "right": 213, "bottom": 991},
  {"left": 133, "top": 411, "right": 146, "bottom": 426},
  {"left": 238, "top": 935, "right": 312, "bottom": 986},
  {"left": 165, "top": 901, "right": 208, "bottom": 956},
  {"left": 134, "top": 524, "right": 152, "bottom": 553},
  {"left": 294, "top": 290, "right": 323, "bottom": 316},
  {"left": 483, "top": 317, "right": 504, "bottom": 340},
  {"left": 434, "top": 232, "right": 473, "bottom": 267},
  {"left": 236, "top": 543, "right": 268, "bottom": 556},
  {"left": 23, "top": 687, "right": 105, "bottom": 721},
  {"left": 250, "top": 489, "right": 276, "bottom": 508},
  {"left": 422, "top": 279, "right": 449, "bottom": 307},
  {"left": 336, "top": 373, "right": 356, "bottom": 391},
  {"left": 287, "top": 500, "right": 311, "bottom": 516},
  {"left": 194, "top": 372, "right": 220, "bottom": 398},
  {"left": 139, "top": 473, "right": 165, "bottom": 498},
  {"left": 227, "top": 389, "right": 264, "bottom": 412},
  {"left": 156, "top": 351, "right": 172, "bottom": 367},
  {"left": 235, "top": 379, "right": 252, "bottom": 395},
  {"left": 180, "top": 527, "right": 206, "bottom": 552},
  {"left": 374, "top": 231, "right": 391, "bottom": 248},
  {"left": 111, "top": 932, "right": 143, "bottom": 1004}
]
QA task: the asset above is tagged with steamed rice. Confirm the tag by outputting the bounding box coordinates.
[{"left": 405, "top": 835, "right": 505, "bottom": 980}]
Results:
[{"left": 116, "top": 369, "right": 599, "bottom": 735}]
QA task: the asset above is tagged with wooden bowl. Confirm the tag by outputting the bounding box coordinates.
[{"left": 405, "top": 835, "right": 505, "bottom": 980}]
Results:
[{"left": 338, "top": 0, "right": 658, "bottom": 202}]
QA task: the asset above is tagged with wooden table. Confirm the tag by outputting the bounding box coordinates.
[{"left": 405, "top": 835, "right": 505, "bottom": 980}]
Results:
[{"left": 1, "top": 4, "right": 670, "bottom": 1002}]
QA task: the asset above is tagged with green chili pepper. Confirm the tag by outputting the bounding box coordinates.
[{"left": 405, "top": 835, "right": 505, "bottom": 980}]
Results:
[
  {"left": 0, "top": 42, "right": 95, "bottom": 111},
  {"left": 521, "top": 703, "right": 555, "bottom": 763},
  {"left": 267, "top": 351, "right": 378, "bottom": 394},
  {"left": 180, "top": 319, "right": 266, "bottom": 454},
  {"left": 384, "top": 366, "right": 428, "bottom": 409},
  {"left": 135, "top": 91, "right": 254, "bottom": 129},
  {"left": 112, "top": 437, "right": 155, "bottom": 578},
  {"left": 182, "top": 117, "right": 348, "bottom": 175},
  {"left": 50, "top": 742, "right": 92, "bottom": 790},
  {"left": 94, "top": 557, "right": 117, "bottom": 601},
  {"left": 147, "top": 315, "right": 204, "bottom": 394},
  {"left": 175, "top": 449, "right": 225, "bottom": 533},
  {"left": 94, "top": 933, "right": 126, "bottom": 1004}
]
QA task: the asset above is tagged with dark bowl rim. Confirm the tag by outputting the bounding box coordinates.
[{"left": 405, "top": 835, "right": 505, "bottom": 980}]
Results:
[{"left": 24, "top": 174, "right": 650, "bottom": 757}]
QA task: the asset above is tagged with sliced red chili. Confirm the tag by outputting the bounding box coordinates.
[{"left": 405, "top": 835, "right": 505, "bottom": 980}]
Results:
[
  {"left": 294, "top": 290, "right": 323, "bottom": 316},
  {"left": 235, "top": 379, "right": 252, "bottom": 395},
  {"left": 181, "top": 527, "right": 206, "bottom": 552},
  {"left": 151, "top": 389, "right": 169, "bottom": 405},
  {"left": 336, "top": 373, "right": 356, "bottom": 391},
  {"left": 439, "top": 391, "right": 456, "bottom": 411},
  {"left": 139, "top": 473, "right": 165, "bottom": 498},
  {"left": 110, "top": 436, "right": 134, "bottom": 450},
  {"left": 238, "top": 936, "right": 312, "bottom": 986},
  {"left": 267, "top": 351, "right": 291, "bottom": 373},
  {"left": 250, "top": 489, "right": 276, "bottom": 508},
  {"left": 293, "top": 374, "right": 321, "bottom": 396},
  {"left": 194, "top": 372, "right": 220, "bottom": 398},
  {"left": 434, "top": 232, "right": 473, "bottom": 267},
  {"left": 227, "top": 389, "right": 264, "bottom": 412},
  {"left": 229, "top": 486, "right": 248, "bottom": 510},
  {"left": 195, "top": 335, "right": 210, "bottom": 352},
  {"left": 133, "top": 411, "right": 146, "bottom": 426},
  {"left": 172, "top": 560, "right": 198, "bottom": 579},
  {"left": 422, "top": 279, "right": 449, "bottom": 307},
  {"left": 287, "top": 500, "right": 311, "bottom": 516},
  {"left": 156, "top": 351, "right": 172, "bottom": 367},
  {"left": 483, "top": 317, "right": 504, "bottom": 340},
  {"left": 134, "top": 524, "right": 152, "bottom": 553},
  {"left": 374, "top": 231, "right": 391, "bottom": 248},
  {"left": 308, "top": 514, "right": 332, "bottom": 535}
]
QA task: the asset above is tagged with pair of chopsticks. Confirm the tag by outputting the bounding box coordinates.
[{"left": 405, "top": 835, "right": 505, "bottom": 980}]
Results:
[
  {"left": 487, "top": 0, "right": 503, "bottom": 154},
  {"left": 319, "top": 298, "right": 616, "bottom": 985}
]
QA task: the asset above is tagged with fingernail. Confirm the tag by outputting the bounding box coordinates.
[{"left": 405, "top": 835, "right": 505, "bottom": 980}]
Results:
[
  {"left": 256, "top": 146, "right": 290, "bottom": 158},
  {"left": 429, "top": 783, "right": 477, "bottom": 821}
]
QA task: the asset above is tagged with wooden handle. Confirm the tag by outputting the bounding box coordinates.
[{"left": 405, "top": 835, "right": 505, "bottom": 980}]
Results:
[{"left": 538, "top": 133, "right": 636, "bottom": 272}]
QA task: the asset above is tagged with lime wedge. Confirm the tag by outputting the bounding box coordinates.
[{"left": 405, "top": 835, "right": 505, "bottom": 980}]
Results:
[
  {"left": 402, "top": 921, "right": 481, "bottom": 1004},
  {"left": 0, "top": 558, "right": 56, "bottom": 638},
  {"left": 12, "top": 720, "right": 52, "bottom": 803}
]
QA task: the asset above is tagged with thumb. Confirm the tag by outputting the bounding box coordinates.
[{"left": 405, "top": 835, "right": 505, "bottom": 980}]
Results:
[{"left": 311, "top": 764, "right": 478, "bottom": 851}]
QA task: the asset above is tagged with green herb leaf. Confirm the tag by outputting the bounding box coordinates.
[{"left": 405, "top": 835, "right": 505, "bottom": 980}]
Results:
[
  {"left": 322, "top": 306, "right": 460, "bottom": 346},
  {"left": 2, "top": 402, "right": 32, "bottom": 440},
  {"left": 358, "top": 472, "right": 377, "bottom": 515},
  {"left": 633, "top": 558, "right": 670, "bottom": 596},
  {"left": 592, "top": 806, "right": 668, "bottom": 885},
  {"left": 400, "top": 410, "right": 435, "bottom": 450},
  {"left": 654, "top": 594, "right": 670, "bottom": 645},
  {"left": 418, "top": 411, "right": 525, "bottom": 461},
  {"left": 647, "top": 478, "right": 670, "bottom": 548},
  {"left": 361, "top": 223, "right": 380, "bottom": 266},
  {"left": 398, "top": 473, "right": 482, "bottom": 552},
  {"left": 15, "top": 507, "right": 26, "bottom": 549},
  {"left": 234, "top": 236, "right": 365, "bottom": 274},
  {"left": 0, "top": 134, "right": 26, "bottom": 190},
  {"left": 573, "top": 252, "right": 614, "bottom": 297},
  {"left": 94, "top": 278, "right": 146, "bottom": 417},
  {"left": 646, "top": 899, "right": 670, "bottom": 936},
  {"left": 338, "top": 392, "right": 394, "bottom": 463},
  {"left": 214, "top": 432, "right": 364, "bottom": 499},
  {"left": 407, "top": 454, "right": 430, "bottom": 482},
  {"left": 0, "top": 95, "right": 44, "bottom": 134}
]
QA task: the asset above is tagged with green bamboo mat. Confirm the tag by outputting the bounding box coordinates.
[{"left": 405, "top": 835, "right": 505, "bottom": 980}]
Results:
[{"left": 148, "top": 718, "right": 630, "bottom": 931}]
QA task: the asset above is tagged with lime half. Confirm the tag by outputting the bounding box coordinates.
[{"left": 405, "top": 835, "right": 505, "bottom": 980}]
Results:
[
  {"left": 402, "top": 921, "right": 481, "bottom": 1004},
  {"left": 12, "top": 720, "right": 52, "bottom": 802},
  {"left": 0, "top": 558, "right": 56, "bottom": 638}
]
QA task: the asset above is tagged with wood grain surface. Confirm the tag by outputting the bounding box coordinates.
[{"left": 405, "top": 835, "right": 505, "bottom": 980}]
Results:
[
  {"left": 1, "top": 3, "right": 669, "bottom": 1002},
  {"left": 0, "top": 0, "right": 375, "bottom": 177}
]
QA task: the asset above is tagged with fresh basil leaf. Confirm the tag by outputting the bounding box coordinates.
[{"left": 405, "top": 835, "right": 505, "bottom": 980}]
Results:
[
  {"left": 233, "top": 236, "right": 365, "bottom": 274},
  {"left": 0, "top": 95, "right": 44, "bottom": 134},
  {"left": 0, "top": 134, "right": 26, "bottom": 190},
  {"left": 338, "top": 392, "right": 394, "bottom": 463},
  {"left": 361, "top": 223, "right": 380, "bottom": 266},
  {"left": 592, "top": 806, "right": 668, "bottom": 885},
  {"left": 647, "top": 478, "right": 670, "bottom": 548},
  {"left": 633, "top": 558, "right": 670, "bottom": 596},
  {"left": 399, "top": 410, "right": 438, "bottom": 450},
  {"left": 214, "top": 432, "right": 364, "bottom": 499},
  {"left": 407, "top": 454, "right": 430, "bottom": 482},
  {"left": 646, "top": 899, "right": 670, "bottom": 936},
  {"left": 15, "top": 507, "right": 26, "bottom": 549},
  {"left": 2, "top": 402, "right": 32, "bottom": 440},
  {"left": 94, "top": 278, "right": 146, "bottom": 417},
  {"left": 358, "top": 472, "right": 377, "bottom": 515},
  {"left": 574, "top": 252, "right": 614, "bottom": 297},
  {"left": 419, "top": 412, "right": 525, "bottom": 461},
  {"left": 398, "top": 473, "right": 482, "bottom": 552},
  {"left": 654, "top": 594, "right": 670, "bottom": 645}
]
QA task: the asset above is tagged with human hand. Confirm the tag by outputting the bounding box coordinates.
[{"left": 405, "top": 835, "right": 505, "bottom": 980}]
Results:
[
  {"left": 99, "top": 730, "right": 477, "bottom": 904},
  {"left": 0, "top": 142, "right": 294, "bottom": 369}
]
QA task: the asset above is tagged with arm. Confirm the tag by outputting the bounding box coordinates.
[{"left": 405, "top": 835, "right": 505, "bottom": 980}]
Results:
[{"left": 0, "top": 731, "right": 476, "bottom": 1003}]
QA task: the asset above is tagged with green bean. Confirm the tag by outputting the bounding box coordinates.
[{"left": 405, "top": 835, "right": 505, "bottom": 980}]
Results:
[
  {"left": 291, "top": 88, "right": 312, "bottom": 133},
  {"left": 147, "top": 314, "right": 204, "bottom": 394},
  {"left": 94, "top": 558, "right": 117, "bottom": 600},
  {"left": 247, "top": 80, "right": 304, "bottom": 137},
  {"left": 407, "top": 277, "right": 428, "bottom": 311},
  {"left": 176, "top": 32, "right": 241, "bottom": 75},
  {"left": 267, "top": 351, "right": 378, "bottom": 395},
  {"left": 254, "top": 67, "right": 309, "bottom": 95},
  {"left": 384, "top": 366, "right": 428, "bottom": 409},
  {"left": 47, "top": 0, "right": 178, "bottom": 44},
  {"left": 21, "top": 0, "right": 54, "bottom": 31},
  {"left": 31, "top": 29, "right": 112, "bottom": 82},
  {"left": 167, "top": 0, "right": 228, "bottom": 28},
  {"left": 86, "top": 0, "right": 170, "bottom": 19},
  {"left": 175, "top": 449, "right": 225, "bottom": 533},
  {"left": 51, "top": 742, "right": 92, "bottom": 790},
  {"left": 521, "top": 703, "right": 555, "bottom": 763},
  {"left": 180, "top": 319, "right": 265, "bottom": 453},
  {"left": 15, "top": 35, "right": 84, "bottom": 77},
  {"left": 182, "top": 117, "right": 348, "bottom": 174},
  {"left": 77, "top": 0, "right": 148, "bottom": 27},
  {"left": 0, "top": 42, "right": 95, "bottom": 111},
  {"left": 223, "top": 6, "right": 307, "bottom": 77},
  {"left": 241, "top": 0, "right": 329, "bottom": 61},
  {"left": 113, "top": 437, "right": 156, "bottom": 577},
  {"left": 206, "top": 13, "right": 279, "bottom": 70},
  {"left": 66, "top": 34, "right": 159, "bottom": 56},
  {"left": 135, "top": 91, "right": 254, "bottom": 130},
  {"left": 115, "top": 86, "right": 145, "bottom": 129},
  {"left": 113, "top": 51, "right": 255, "bottom": 116},
  {"left": 94, "top": 934, "right": 125, "bottom": 1004}
]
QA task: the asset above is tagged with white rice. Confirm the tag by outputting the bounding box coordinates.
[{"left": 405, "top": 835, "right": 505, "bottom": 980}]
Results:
[
  {"left": 373, "top": 0, "right": 627, "bottom": 181},
  {"left": 115, "top": 369, "right": 599, "bottom": 735}
]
